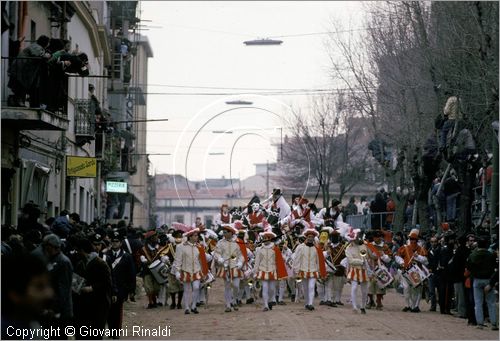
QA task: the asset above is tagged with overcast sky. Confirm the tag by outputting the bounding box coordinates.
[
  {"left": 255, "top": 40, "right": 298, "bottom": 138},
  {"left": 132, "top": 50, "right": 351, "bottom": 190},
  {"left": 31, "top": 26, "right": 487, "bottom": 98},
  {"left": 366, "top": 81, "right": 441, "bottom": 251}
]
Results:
[{"left": 140, "top": 1, "right": 366, "bottom": 181}]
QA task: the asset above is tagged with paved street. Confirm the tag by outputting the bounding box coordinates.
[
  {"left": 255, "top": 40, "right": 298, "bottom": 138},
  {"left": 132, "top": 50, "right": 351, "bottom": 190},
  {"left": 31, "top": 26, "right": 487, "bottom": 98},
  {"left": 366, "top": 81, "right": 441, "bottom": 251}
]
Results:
[{"left": 122, "top": 280, "right": 499, "bottom": 340}]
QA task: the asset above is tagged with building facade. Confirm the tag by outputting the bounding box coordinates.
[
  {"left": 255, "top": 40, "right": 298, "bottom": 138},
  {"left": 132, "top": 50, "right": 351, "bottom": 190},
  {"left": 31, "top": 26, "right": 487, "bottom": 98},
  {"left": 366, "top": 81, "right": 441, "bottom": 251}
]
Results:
[{"left": 1, "top": 1, "right": 152, "bottom": 227}]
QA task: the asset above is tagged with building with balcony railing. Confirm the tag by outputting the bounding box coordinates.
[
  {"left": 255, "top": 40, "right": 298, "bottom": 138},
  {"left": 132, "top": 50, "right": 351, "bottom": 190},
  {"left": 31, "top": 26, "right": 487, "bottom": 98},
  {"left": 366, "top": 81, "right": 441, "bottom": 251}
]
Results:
[
  {"left": 98, "top": 2, "right": 153, "bottom": 227},
  {"left": 1, "top": 1, "right": 110, "bottom": 225},
  {"left": 1, "top": 1, "right": 153, "bottom": 227}
]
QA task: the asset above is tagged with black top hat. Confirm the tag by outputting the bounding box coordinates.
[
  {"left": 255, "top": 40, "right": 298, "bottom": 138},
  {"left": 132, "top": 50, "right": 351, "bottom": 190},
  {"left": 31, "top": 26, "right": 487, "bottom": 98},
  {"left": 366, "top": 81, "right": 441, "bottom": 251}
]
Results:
[
  {"left": 331, "top": 199, "right": 341, "bottom": 208},
  {"left": 272, "top": 188, "right": 282, "bottom": 196}
]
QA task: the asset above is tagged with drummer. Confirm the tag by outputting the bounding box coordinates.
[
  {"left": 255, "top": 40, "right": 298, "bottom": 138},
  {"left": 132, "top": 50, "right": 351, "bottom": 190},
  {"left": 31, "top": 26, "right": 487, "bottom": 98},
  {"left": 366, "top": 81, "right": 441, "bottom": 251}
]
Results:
[
  {"left": 138, "top": 230, "right": 162, "bottom": 309},
  {"left": 365, "top": 229, "right": 393, "bottom": 310},
  {"left": 166, "top": 230, "right": 184, "bottom": 309},
  {"left": 395, "top": 228, "right": 428, "bottom": 313},
  {"left": 172, "top": 228, "right": 210, "bottom": 314}
]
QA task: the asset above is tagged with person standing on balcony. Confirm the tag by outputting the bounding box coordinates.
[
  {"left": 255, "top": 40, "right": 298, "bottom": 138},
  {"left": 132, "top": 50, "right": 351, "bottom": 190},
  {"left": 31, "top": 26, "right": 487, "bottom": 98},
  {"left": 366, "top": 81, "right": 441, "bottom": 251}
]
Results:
[{"left": 8, "top": 35, "right": 51, "bottom": 107}]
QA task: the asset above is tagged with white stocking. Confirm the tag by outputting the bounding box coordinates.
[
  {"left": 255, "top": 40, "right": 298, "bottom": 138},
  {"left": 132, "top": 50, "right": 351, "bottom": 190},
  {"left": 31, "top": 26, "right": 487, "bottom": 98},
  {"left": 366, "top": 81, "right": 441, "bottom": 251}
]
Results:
[
  {"left": 360, "top": 281, "right": 368, "bottom": 309},
  {"left": 278, "top": 280, "right": 286, "bottom": 301},
  {"left": 262, "top": 280, "right": 270, "bottom": 308},
  {"left": 269, "top": 280, "right": 277, "bottom": 303},
  {"left": 183, "top": 282, "right": 191, "bottom": 310},
  {"left": 351, "top": 281, "right": 359, "bottom": 309},
  {"left": 325, "top": 277, "right": 334, "bottom": 302},
  {"left": 224, "top": 280, "right": 232, "bottom": 308},
  {"left": 191, "top": 280, "right": 200, "bottom": 310},
  {"left": 317, "top": 281, "right": 325, "bottom": 301},
  {"left": 231, "top": 278, "right": 240, "bottom": 305}
]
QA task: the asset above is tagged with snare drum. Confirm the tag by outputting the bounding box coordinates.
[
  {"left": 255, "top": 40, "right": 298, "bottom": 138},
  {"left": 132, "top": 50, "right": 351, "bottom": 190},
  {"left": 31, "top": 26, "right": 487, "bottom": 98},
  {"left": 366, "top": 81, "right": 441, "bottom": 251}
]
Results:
[
  {"left": 402, "top": 264, "right": 424, "bottom": 288},
  {"left": 149, "top": 259, "right": 170, "bottom": 284},
  {"left": 200, "top": 271, "right": 215, "bottom": 288},
  {"left": 374, "top": 264, "right": 394, "bottom": 288}
]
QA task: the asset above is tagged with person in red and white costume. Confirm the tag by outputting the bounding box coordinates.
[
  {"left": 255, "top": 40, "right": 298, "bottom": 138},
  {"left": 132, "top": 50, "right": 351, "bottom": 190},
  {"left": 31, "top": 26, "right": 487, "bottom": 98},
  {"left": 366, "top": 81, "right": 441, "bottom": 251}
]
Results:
[
  {"left": 292, "top": 228, "right": 327, "bottom": 311},
  {"left": 291, "top": 194, "right": 302, "bottom": 211},
  {"left": 193, "top": 216, "right": 204, "bottom": 229},
  {"left": 365, "top": 229, "right": 393, "bottom": 310},
  {"left": 172, "top": 228, "right": 210, "bottom": 315},
  {"left": 195, "top": 224, "right": 217, "bottom": 307},
  {"left": 345, "top": 229, "right": 370, "bottom": 314},
  {"left": 246, "top": 202, "right": 267, "bottom": 243},
  {"left": 213, "top": 224, "right": 244, "bottom": 312},
  {"left": 253, "top": 231, "right": 288, "bottom": 311},
  {"left": 234, "top": 222, "right": 252, "bottom": 306},
  {"left": 278, "top": 239, "right": 294, "bottom": 304},
  {"left": 286, "top": 198, "right": 314, "bottom": 233},
  {"left": 247, "top": 202, "right": 266, "bottom": 229},
  {"left": 395, "top": 228, "right": 428, "bottom": 313},
  {"left": 215, "top": 204, "right": 231, "bottom": 230}
]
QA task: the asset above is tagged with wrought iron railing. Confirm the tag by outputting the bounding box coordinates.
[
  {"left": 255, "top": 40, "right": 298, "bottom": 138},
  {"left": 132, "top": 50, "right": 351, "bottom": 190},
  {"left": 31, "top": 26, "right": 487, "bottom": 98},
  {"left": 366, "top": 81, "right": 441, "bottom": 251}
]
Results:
[
  {"left": 74, "top": 99, "right": 95, "bottom": 136},
  {"left": 346, "top": 211, "right": 394, "bottom": 230}
]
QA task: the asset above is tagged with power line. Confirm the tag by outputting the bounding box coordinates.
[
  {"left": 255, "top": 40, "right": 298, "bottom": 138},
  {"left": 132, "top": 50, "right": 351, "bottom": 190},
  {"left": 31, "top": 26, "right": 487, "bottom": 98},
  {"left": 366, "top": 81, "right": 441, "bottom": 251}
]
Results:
[
  {"left": 138, "top": 127, "right": 284, "bottom": 133},
  {"left": 111, "top": 118, "right": 169, "bottom": 124},
  {"left": 144, "top": 83, "right": 325, "bottom": 91},
  {"left": 141, "top": 89, "right": 372, "bottom": 96},
  {"left": 149, "top": 22, "right": 388, "bottom": 39},
  {"left": 268, "top": 27, "right": 388, "bottom": 38}
]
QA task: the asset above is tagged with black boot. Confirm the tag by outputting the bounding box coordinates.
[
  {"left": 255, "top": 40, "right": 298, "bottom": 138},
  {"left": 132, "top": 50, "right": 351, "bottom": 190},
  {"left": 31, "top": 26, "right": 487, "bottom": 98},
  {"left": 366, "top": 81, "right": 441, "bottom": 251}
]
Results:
[
  {"left": 177, "top": 292, "right": 183, "bottom": 309},
  {"left": 170, "top": 294, "right": 176, "bottom": 309}
]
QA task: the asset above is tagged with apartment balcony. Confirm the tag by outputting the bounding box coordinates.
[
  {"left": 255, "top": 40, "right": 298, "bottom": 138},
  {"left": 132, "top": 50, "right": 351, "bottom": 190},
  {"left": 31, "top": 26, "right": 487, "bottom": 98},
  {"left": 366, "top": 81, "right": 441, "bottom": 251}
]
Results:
[
  {"left": 74, "top": 99, "right": 95, "bottom": 146},
  {"left": 1, "top": 107, "right": 69, "bottom": 131},
  {"left": 1, "top": 57, "right": 69, "bottom": 131},
  {"left": 108, "top": 53, "right": 132, "bottom": 91}
]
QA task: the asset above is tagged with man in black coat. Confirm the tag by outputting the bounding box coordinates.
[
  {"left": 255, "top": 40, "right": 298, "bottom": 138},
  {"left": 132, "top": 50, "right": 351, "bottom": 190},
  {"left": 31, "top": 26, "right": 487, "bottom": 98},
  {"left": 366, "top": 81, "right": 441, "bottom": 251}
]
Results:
[
  {"left": 122, "top": 227, "right": 143, "bottom": 301},
  {"left": 73, "top": 238, "right": 112, "bottom": 340},
  {"left": 436, "top": 232, "right": 455, "bottom": 315},
  {"left": 104, "top": 230, "right": 135, "bottom": 337},
  {"left": 449, "top": 235, "right": 469, "bottom": 318},
  {"left": 426, "top": 236, "right": 441, "bottom": 311}
]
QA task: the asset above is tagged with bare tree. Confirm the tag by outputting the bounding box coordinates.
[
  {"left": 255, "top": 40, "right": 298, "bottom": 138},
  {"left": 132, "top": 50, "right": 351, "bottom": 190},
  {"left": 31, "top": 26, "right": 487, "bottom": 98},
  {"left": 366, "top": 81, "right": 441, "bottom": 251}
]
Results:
[
  {"left": 325, "top": 1, "right": 498, "bottom": 235},
  {"left": 279, "top": 93, "right": 369, "bottom": 207}
]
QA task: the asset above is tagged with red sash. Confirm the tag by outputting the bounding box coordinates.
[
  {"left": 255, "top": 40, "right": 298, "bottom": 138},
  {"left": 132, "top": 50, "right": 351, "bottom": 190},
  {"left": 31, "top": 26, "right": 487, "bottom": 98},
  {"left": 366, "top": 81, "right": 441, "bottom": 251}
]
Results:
[
  {"left": 315, "top": 245, "right": 327, "bottom": 278},
  {"left": 273, "top": 246, "right": 288, "bottom": 280},
  {"left": 366, "top": 242, "right": 382, "bottom": 258},
  {"left": 197, "top": 245, "right": 209, "bottom": 276},
  {"left": 236, "top": 238, "right": 248, "bottom": 265}
]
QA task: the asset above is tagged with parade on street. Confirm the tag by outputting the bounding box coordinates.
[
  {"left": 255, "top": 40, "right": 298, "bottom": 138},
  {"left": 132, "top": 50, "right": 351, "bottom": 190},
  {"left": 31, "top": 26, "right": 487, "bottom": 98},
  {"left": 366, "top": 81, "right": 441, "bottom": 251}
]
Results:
[{"left": 1, "top": 1, "right": 499, "bottom": 340}]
